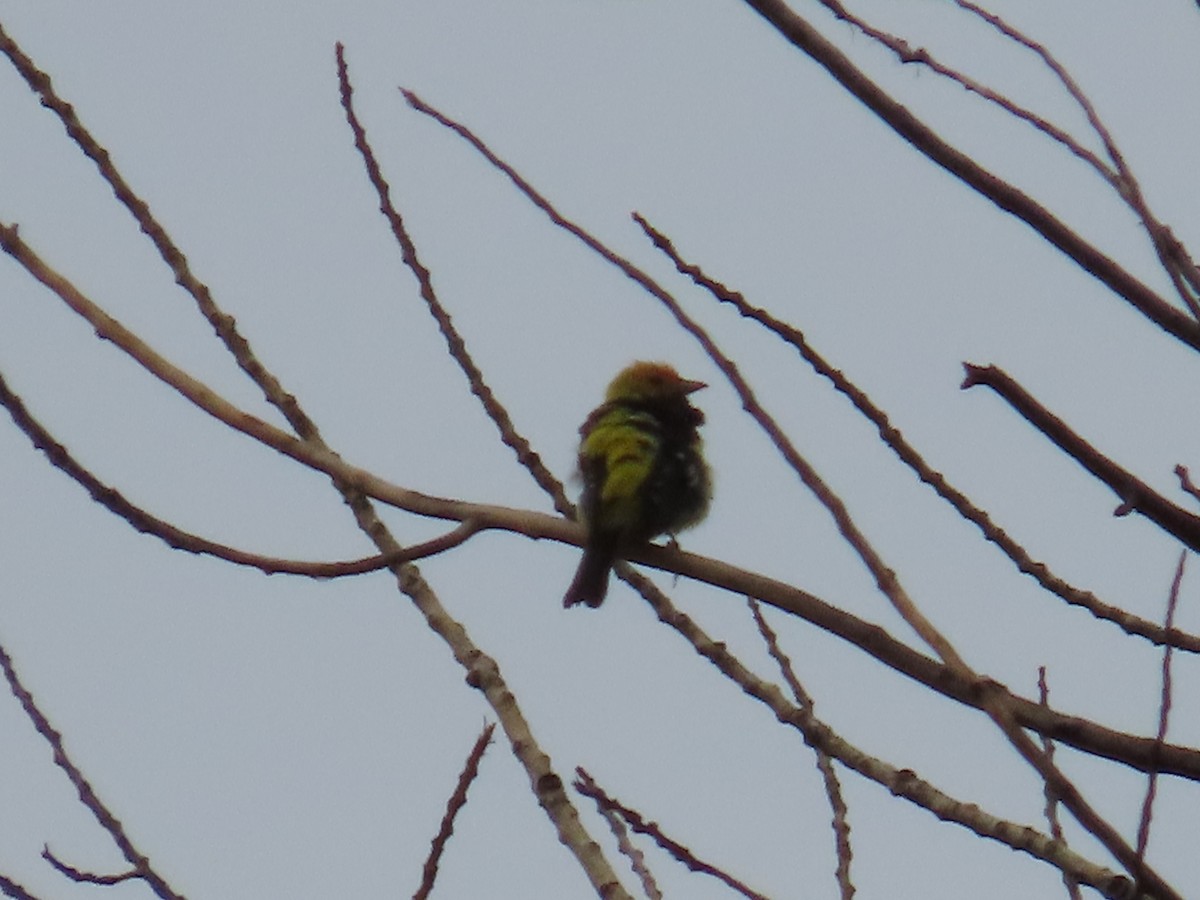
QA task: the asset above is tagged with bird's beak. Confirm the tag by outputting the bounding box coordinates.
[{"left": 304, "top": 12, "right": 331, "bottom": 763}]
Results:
[{"left": 681, "top": 378, "right": 707, "bottom": 395}]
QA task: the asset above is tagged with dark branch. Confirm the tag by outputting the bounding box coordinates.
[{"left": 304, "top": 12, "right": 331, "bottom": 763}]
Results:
[
  {"left": 962, "top": 364, "right": 1200, "bottom": 551},
  {"left": 414, "top": 722, "right": 496, "bottom": 900},
  {"left": 738, "top": 0, "right": 1200, "bottom": 351}
]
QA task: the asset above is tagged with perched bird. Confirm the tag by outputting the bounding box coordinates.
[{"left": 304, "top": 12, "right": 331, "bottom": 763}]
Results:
[{"left": 563, "top": 361, "right": 712, "bottom": 608}]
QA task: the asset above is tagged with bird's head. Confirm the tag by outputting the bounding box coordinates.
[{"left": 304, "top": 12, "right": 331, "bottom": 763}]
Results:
[{"left": 604, "top": 361, "right": 707, "bottom": 403}]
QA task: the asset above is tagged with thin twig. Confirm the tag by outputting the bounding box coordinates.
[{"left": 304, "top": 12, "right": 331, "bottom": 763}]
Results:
[
  {"left": 635, "top": 212, "right": 1200, "bottom": 653},
  {"left": 414, "top": 722, "right": 496, "bottom": 900},
  {"left": 595, "top": 802, "right": 662, "bottom": 900},
  {"left": 1173, "top": 465, "right": 1200, "bottom": 505},
  {"left": 813, "top": 0, "right": 1118, "bottom": 181},
  {"left": 0, "top": 19, "right": 328, "bottom": 441},
  {"left": 332, "top": 45, "right": 571, "bottom": 517},
  {"left": 0, "top": 640, "right": 185, "bottom": 900},
  {"left": 575, "top": 769, "right": 769, "bottom": 900},
  {"left": 1037, "top": 668, "right": 1082, "bottom": 900},
  {"left": 963, "top": 364, "right": 1200, "bottom": 553},
  {"left": 41, "top": 849, "right": 137, "bottom": 886},
  {"left": 0, "top": 367, "right": 477, "bottom": 576},
  {"left": 336, "top": 48, "right": 631, "bottom": 899},
  {"left": 736, "top": 0, "right": 1200, "bottom": 351},
  {"left": 750, "top": 600, "right": 854, "bottom": 900},
  {"left": 952, "top": 0, "right": 1200, "bottom": 315},
  {"left": 1135, "top": 552, "right": 1186, "bottom": 886}
]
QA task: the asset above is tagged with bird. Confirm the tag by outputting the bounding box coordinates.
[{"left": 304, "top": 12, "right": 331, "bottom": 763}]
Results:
[{"left": 563, "top": 361, "right": 712, "bottom": 608}]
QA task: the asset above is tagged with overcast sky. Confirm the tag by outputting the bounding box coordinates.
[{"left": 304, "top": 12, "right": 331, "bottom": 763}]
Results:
[{"left": 1, "top": 2, "right": 1198, "bottom": 898}]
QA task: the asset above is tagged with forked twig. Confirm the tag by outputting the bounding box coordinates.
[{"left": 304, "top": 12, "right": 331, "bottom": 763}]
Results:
[
  {"left": 41, "top": 849, "right": 137, "bottom": 887},
  {"left": 0, "top": 367, "right": 477, "bottom": 576},
  {"left": 575, "top": 769, "right": 769, "bottom": 900},
  {"left": 0, "top": 641, "right": 185, "bottom": 900}
]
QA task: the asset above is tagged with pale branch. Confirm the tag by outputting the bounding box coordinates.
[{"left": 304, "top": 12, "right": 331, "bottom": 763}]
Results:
[
  {"left": 594, "top": 800, "right": 663, "bottom": 900},
  {"left": 604, "top": 595, "right": 1139, "bottom": 898},
  {"left": 2, "top": 25, "right": 629, "bottom": 893},
  {"left": 334, "top": 49, "right": 631, "bottom": 899}
]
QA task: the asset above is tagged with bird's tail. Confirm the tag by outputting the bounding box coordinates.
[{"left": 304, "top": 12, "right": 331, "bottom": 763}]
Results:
[{"left": 563, "top": 543, "right": 616, "bottom": 608}]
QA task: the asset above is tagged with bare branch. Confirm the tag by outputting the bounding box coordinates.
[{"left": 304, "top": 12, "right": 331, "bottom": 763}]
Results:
[
  {"left": 0, "top": 640, "right": 185, "bottom": 900},
  {"left": 0, "top": 234, "right": 1190, "bottom": 780},
  {"left": 575, "top": 768, "right": 769, "bottom": 900},
  {"left": 963, "top": 364, "right": 1200, "bottom": 552},
  {"left": 1135, "top": 552, "right": 1186, "bottom": 885},
  {"left": 42, "top": 181, "right": 1183, "bottom": 722},
  {"left": 393, "top": 95, "right": 1184, "bottom": 891},
  {"left": 636, "top": 212, "right": 1200, "bottom": 653},
  {"left": 333, "top": 50, "right": 631, "bottom": 899},
  {"left": 1036, "top": 667, "right": 1084, "bottom": 900},
  {"left": 750, "top": 600, "right": 854, "bottom": 900},
  {"left": 2, "top": 31, "right": 630, "bottom": 897},
  {"left": 399, "top": 88, "right": 972, "bottom": 676},
  {"left": 0, "top": 368, "right": 478, "bottom": 577},
  {"left": 951, "top": 0, "right": 1200, "bottom": 315},
  {"left": 593, "top": 799, "right": 663, "bottom": 900},
  {"left": 41, "top": 848, "right": 137, "bottom": 886},
  {"left": 413, "top": 722, "right": 496, "bottom": 900},
  {"left": 0, "top": 872, "right": 43, "bottom": 900},
  {"left": 813, "top": 0, "right": 1119, "bottom": 181},
  {"left": 0, "top": 19, "right": 328, "bottom": 440},
  {"left": 333, "top": 45, "right": 571, "bottom": 517},
  {"left": 737, "top": 0, "right": 1200, "bottom": 350}
]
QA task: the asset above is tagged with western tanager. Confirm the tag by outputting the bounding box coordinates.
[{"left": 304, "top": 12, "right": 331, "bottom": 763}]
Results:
[{"left": 563, "top": 361, "right": 711, "bottom": 608}]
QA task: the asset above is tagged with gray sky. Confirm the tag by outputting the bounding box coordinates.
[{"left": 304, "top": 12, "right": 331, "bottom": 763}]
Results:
[{"left": 1, "top": 2, "right": 1198, "bottom": 897}]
